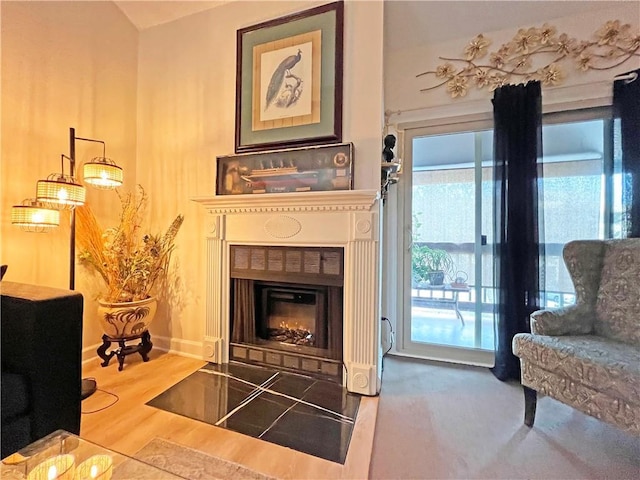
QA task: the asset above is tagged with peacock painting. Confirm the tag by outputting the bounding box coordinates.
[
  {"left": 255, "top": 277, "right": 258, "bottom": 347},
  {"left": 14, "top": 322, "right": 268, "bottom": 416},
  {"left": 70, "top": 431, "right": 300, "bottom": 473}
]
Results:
[
  {"left": 265, "top": 48, "right": 302, "bottom": 110},
  {"left": 260, "top": 42, "right": 313, "bottom": 121}
]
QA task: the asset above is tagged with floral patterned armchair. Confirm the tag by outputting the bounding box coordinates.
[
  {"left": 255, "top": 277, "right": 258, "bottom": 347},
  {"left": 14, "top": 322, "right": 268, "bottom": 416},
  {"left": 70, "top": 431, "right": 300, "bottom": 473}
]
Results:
[{"left": 513, "top": 239, "right": 639, "bottom": 434}]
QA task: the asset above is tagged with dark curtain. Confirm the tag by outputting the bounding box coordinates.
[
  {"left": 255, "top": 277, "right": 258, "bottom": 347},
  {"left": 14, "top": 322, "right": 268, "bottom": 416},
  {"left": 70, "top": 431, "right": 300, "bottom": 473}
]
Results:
[
  {"left": 491, "top": 81, "right": 543, "bottom": 381},
  {"left": 231, "top": 279, "right": 255, "bottom": 343},
  {"left": 613, "top": 69, "right": 640, "bottom": 238}
]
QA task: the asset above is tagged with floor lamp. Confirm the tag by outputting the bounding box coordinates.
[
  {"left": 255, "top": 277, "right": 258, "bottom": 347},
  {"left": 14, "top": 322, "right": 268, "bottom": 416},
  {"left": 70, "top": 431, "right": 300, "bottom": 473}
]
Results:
[{"left": 11, "top": 127, "right": 124, "bottom": 399}]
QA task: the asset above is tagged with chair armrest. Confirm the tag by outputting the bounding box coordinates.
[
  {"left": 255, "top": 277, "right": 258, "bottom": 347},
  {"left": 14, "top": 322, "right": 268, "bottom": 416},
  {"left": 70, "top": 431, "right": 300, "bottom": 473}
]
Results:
[{"left": 530, "top": 304, "right": 595, "bottom": 336}]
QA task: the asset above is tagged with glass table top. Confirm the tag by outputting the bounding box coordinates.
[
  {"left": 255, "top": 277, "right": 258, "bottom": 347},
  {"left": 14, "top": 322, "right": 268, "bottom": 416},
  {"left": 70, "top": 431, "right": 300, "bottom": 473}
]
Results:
[{"left": 1, "top": 430, "right": 185, "bottom": 479}]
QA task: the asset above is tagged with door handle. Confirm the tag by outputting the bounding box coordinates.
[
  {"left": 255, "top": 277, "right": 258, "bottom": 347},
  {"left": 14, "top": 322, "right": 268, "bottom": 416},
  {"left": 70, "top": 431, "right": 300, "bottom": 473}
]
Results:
[{"left": 481, "top": 235, "right": 487, "bottom": 246}]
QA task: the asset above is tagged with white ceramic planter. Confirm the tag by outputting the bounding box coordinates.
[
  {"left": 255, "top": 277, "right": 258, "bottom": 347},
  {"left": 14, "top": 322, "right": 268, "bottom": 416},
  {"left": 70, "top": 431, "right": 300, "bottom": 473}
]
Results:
[{"left": 97, "top": 296, "right": 157, "bottom": 338}]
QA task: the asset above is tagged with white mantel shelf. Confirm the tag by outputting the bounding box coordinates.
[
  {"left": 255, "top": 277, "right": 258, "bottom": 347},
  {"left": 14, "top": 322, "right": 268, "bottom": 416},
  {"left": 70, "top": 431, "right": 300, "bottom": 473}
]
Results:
[{"left": 191, "top": 189, "right": 380, "bottom": 214}]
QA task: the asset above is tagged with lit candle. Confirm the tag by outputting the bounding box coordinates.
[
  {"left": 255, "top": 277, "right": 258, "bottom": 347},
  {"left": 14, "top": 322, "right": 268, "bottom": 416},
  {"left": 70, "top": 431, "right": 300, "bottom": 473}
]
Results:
[
  {"left": 75, "top": 455, "right": 113, "bottom": 480},
  {"left": 26, "top": 455, "right": 75, "bottom": 480}
]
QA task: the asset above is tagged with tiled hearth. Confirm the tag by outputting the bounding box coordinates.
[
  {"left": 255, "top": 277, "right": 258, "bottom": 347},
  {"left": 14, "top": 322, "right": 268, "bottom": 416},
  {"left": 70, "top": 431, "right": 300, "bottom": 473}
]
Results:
[
  {"left": 192, "top": 190, "right": 383, "bottom": 396},
  {"left": 147, "top": 362, "right": 360, "bottom": 464}
]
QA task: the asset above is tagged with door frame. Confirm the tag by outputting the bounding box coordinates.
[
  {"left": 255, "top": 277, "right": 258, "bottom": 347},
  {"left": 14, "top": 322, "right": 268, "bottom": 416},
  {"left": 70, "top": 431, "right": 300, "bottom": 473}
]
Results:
[
  {"left": 395, "top": 117, "right": 495, "bottom": 367},
  {"left": 390, "top": 106, "right": 615, "bottom": 366}
]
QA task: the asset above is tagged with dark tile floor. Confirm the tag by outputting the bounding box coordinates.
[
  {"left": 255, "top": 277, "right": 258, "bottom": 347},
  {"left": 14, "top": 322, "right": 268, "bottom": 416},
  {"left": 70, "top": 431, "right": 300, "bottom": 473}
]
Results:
[{"left": 147, "top": 362, "right": 361, "bottom": 464}]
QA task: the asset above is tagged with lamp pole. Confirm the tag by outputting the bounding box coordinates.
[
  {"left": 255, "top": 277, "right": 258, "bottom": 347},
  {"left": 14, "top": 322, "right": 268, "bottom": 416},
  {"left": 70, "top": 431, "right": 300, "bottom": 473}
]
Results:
[
  {"left": 69, "top": 127, "right": 76, "bottom": 290},
  {"left": 68, "top": 127, "right": 107, "bottom": 400},
  {"left": 67, "top": 127, "right": 106, "bottom": 290}
]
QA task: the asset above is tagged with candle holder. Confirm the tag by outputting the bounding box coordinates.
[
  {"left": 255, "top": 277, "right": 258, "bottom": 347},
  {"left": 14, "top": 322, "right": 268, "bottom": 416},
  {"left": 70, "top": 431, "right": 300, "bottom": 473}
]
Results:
[
  {"left": 75, "top": 455, "right": 113, "bottom": 480},
  {"left": 26, "top": 454, "right": 75, "bottom": 480}
]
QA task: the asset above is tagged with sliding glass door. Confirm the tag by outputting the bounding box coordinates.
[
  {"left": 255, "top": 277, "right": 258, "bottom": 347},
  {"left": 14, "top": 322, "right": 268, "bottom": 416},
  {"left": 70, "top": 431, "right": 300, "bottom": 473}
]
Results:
[
  {"left": 538, "top": 115, "right": 614, "bottom": 308},
  {"left": 400, "top": 122, "right": 496, "bottom": 366},
  {"left": 397, "top": 108, "right": 615, "bottom": 366}
]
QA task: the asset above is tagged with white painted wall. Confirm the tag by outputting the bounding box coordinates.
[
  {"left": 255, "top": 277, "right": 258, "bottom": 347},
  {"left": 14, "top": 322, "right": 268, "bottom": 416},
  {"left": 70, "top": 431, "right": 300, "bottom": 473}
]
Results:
[
  {"left": 1, "top": 0, "right": 384, "bottom": 359},
  {"left": 135, "top": 1, "right": 384, "bottom": 351},
  {"left": 1, "top": 1, "right": 139, "bottom": 353},
  {"left": 385, "top": 3, "right": 640, "bottom": 122}
]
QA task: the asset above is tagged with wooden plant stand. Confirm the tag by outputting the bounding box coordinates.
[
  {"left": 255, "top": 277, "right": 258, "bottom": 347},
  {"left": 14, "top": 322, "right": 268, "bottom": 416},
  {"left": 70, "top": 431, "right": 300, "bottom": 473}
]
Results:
[{"left": 97, "top": 331, "right": 152, "bottom": 371}]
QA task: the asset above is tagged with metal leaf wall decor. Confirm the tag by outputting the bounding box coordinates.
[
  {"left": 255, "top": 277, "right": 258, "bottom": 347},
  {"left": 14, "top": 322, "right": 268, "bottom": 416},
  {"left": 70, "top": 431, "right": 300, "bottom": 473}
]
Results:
[{"left": 417, "top": 20, "right": 640, "bottom": 98}]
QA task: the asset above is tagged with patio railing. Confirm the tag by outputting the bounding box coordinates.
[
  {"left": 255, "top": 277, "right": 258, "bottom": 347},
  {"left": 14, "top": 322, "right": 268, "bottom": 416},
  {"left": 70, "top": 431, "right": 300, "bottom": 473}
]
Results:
[{"left": 412, "top": 241, "right": 576, "bottom": 311}]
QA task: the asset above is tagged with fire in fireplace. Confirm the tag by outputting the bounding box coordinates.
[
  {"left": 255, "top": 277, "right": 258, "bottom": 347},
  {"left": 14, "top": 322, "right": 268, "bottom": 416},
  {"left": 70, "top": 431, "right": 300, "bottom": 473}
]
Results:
[
  {"left": 257, "top": 283, "right": 326, "bottom": 350},
  {"left": 263, "top": 288, "right": 317, "bottom": 346}
]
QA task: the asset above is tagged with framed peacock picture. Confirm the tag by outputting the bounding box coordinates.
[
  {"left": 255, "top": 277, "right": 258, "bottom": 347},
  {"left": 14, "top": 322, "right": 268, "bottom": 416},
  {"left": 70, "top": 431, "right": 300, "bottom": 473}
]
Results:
[{"left": 235, "top": 1, "right": 343, "bottom": 153}]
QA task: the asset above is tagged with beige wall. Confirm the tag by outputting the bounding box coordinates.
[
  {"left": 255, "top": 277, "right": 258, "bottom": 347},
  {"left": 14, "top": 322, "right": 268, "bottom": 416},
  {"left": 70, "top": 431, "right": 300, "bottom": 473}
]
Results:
[
  {"left": 1, "top": 0, "right": 384, "bottom": 358},
  {"left": 136, "top": 1, "right": 384, "bottom": 352},
  {"left": 1, "top": 1, "right": 139, "bottom": 351},
  {"left": 385, "top": 3, "right": 640, "bottom": 120}
]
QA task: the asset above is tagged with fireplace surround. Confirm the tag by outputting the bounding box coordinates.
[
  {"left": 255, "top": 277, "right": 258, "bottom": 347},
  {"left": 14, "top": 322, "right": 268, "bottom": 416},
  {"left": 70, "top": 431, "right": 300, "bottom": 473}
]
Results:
[{"left": 192, "top": 190, "right": 381, "bottom": 395}]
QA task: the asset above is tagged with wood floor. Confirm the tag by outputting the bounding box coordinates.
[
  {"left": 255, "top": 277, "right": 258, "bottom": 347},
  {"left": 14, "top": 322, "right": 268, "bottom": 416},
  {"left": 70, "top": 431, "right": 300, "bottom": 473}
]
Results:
[{"left": 81, "top": 351, "right": 378, "bottom": 479}]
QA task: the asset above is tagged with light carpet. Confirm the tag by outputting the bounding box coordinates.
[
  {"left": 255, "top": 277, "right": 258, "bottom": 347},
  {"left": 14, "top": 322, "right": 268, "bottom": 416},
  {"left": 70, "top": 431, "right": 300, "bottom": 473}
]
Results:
[
  {"left": 369, "top": 356, "right": 640, "bottom": 480},
  {"left": 116, "top": 438, "right": 277, "bottom": 480}
]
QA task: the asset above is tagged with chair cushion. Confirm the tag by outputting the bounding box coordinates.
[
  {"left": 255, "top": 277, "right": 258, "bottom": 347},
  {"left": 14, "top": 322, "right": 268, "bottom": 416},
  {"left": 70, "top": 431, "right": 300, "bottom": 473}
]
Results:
[
  {"left": 1, "top": 372, "right": 30, "bottom": 420},
  {"left": 595, "top": 239, "right": 640, "bottom": 346},
  {"left": 513, "top": 334, "right": 640, "bottom": 402}
]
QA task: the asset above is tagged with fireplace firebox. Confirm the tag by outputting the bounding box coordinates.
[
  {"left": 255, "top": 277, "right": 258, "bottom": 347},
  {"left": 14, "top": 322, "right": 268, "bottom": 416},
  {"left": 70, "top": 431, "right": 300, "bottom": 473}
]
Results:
[
  {"left": 258, "top": 283, "right": 325, "bottom": 348},
  {"left": 228, "top": 245, "right": 343, "bottom": 383}
]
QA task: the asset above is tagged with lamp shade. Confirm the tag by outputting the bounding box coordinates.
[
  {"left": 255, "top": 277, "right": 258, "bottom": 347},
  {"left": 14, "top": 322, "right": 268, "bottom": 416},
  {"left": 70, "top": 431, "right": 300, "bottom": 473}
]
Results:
[
  {"left": 11, "top": 199, "right": 60, "bottom": 232},
  {"left": 83, "top": 157, "right": 123, "bottom": 189},
  {"left": 36, "top": 173, "right": 85, "bottom": 209}
]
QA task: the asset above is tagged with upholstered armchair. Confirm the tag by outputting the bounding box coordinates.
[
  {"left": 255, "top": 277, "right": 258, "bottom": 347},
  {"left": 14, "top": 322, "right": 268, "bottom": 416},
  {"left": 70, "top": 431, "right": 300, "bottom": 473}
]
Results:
[{"left": 513, "top": 239, "right": 639, "bottom": 435}]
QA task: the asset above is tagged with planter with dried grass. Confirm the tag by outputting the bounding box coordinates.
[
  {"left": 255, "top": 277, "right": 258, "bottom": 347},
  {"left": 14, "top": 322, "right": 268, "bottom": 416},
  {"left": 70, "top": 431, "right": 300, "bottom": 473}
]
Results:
[{"left": 76, "top": 186, "right": 183, "bottom": 338}]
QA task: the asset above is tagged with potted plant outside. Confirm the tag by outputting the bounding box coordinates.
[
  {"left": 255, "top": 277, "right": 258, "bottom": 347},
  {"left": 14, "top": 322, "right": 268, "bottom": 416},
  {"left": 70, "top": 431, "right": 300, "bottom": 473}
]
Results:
[
  {"left": 412, "top": 243, "right": 455, "bottom": 286},
  {"left": 75, "top": 186, "right": 183, "bottom": 338},
  {"left": 411, "top": 214, "right": 455, "bottom": 287}
]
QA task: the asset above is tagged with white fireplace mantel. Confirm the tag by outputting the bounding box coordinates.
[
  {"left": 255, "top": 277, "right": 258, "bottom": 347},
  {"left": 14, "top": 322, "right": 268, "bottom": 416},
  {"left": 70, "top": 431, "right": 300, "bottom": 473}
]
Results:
[
  {"left": 191, "top": 189, "right": 380, "bottom": 214},
  {"left": 192, "top": 190, "right": 382, "bottom": 395}
]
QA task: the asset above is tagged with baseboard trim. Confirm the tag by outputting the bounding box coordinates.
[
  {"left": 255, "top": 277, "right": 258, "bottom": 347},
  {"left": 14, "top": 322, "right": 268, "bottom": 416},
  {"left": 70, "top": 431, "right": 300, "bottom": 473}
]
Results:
[
  {"left": 152, "top": 336, "right": 204, "bottom": 360},
  {"left": 82, "top": 337, "right": 205, "bottom": 364},
  {"left": 391, "top": 348, "right": 494, "bottom": 368},
  {"left": 82, "top": 343, "right": 102, "bottom": 365}
]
